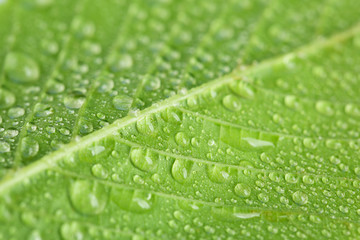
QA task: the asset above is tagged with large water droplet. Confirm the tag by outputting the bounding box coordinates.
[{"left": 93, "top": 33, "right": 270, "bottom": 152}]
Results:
[
  {"left": 4, "top": 52, "right": 40, "bottom": 83},
  {"left": 0, "top": 88, "right": 15, "bottom": 109},
  {"left": 130, "top": 148, "right": 158, "bottom": 172},
  {"left": 0, "top": 141, "right": 10, "bottom": 153},
  {"left": 69, "top": 179, "right": 108, "bottom": 215},
  {"left": 47, "top": 80, "right": 65, "bottom": 94},
  {"left": 315, "top": 100, "right": 334, "bottom": 116},
  {"left": 136, "top": 115, "right": 157, "bottom": 135},
  {"left": 113, "top": 95, "right": 132, "bottom": 110},
  {"left": 234, "top": 183, "right": 251, "bottom": 197},
  {"left": 60, "top": 222, "right": 85, "bottom": 240},
  {"left": 64, "top": 93, "right": 85, "bottom": 110},
  {"left": 7, "top": 107, "right": 25, "bottom": 118},
  {"left": 175, "top": 132, "right": 189, "bottom": 147},
  {"left": 111, "top": 188, "right": 154, "bottom": 213},
  {"left": 21, "top": 137, "right": 39, "bottom": 159},
  {"left": 292, "top": 191, "right": 308, "bottom": 205},
  {"left": 222, "top": 94, "right": 241, "bottom": 111},
  {"left": 207, "top": 165, "right": 230, "bottom": 183},
  {"left": 144, "top": 75, "right": 161, "bottom": 91},
  {"left": 171, "top": 159, "right": 193, "bottom": 183},
  {"left": 110, "top": 54, "right": 133, "bottom": 71},
  {"left": 230, "top": 81, "right": 255, "bottom": 99},
  {"left": 91, "top": 163, "right": 108, "bottom": 179}
]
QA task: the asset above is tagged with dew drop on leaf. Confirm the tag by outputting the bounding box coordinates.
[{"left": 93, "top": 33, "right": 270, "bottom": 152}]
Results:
[
  {"left": 234, "top": 183, "right": 251, "bottom": 198},
  {"left": 222, "top": 94, "right": 241, "bottom": 111},
  {"left": 69, "top": 179, "right": 108, "bottom": 215},
  {"left": 0, "top": 141, "right": 10, "bottom": 153},
  {"left": 112, "top": 94, "right": 132, "bottom": 110},
  {"left": 21, "top": 137, "right": 39, "bottom": 159},
  {"left": 7, "top": 107, "right": 25, "bottom": 118},
  {"left": 130, "top": 148, "right": 157, "bottom": 172},
  {"left": 0, "top": 88, "right": 16, "bottom": 109},
  {"left": 171, "top": 159, "right": 193, "bottom": 183},
  {"left": 292, "top": 191, "right": 308, "bottom": 205},
  {"left": 175, "top": 132, "right": 189, "bottom": 146},
  {"left": 111, "top": 188, "right": 154, "bottom": 213},
  {"left": 4, "top": 52, "right": 40, "bottom": 83},
  {"left": 91, "top": 163, "right": 108, "bottom": 179}
]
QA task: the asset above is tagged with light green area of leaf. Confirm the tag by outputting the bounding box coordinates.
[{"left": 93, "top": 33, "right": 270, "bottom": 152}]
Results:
[{"left": 1, "top": 0, "right": 360, "bottom": 239}]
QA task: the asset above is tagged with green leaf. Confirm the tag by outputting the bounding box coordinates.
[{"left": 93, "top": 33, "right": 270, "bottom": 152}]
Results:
[{"left": 1, "top": 0, "right": 360, "bottom": 239}]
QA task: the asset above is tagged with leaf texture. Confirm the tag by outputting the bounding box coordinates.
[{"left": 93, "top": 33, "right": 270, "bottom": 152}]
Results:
[{"left": 1, "top": 0, "right": 360, "bottom": 239}]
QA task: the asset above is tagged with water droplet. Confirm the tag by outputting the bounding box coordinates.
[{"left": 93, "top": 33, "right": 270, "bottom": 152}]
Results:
[
  {"left": 292, "top": 191, "right": 308, "bottom": 205},
  {"left": 0, "top": 141, "right": 10, "bottom": 153},
  {"left": 136, "top": 115, "right": 157, "bottom": 135},
  {"left": 284, "top": 95, "right": 298, "bottom": 109},
  {"left": 234, "top": 183, "right": 251, "bottom": 197},
  {"left": 303, "top": 138, "right": 318, "bottom": 149},
  {"left": 3, "top": 129, "right": 19, "bottom": 138},
  {"left": 91, "top": 163, "right": 108, "bottom": 179},
  {"left": 285, "top": 173, "right": 298, "bottom": 184},
  {"left": 47, "top": 80, "right": 65, "bottom": 94},
  {"left": 34, "top": 103, "right": 54, "bottom": 117},
  {"left": 21, "top": 137, "right": 39, "bottom": 159},
  {"left": 7, "top": 107, "right": 24, "bottom": 118},
  {"left": 69, "top": 179, "right": 108, "bottom": 215},
  {"left": 97, "top": 76, "right": 114, "bottom": 93},
  {"left": 171, "top": 159, "right": 193, "bottom": 183},
  {"left": 4, "top": 52, "right": 40, "bottom": 83},
  {"left": 110, "top": 54, "right": 133, "bottom": 71},
  {"left": 315, "top": 100, "right": 334, "bottom": 116},
  {"left": 302, "top": 175, "right": 314, "bottom": 185},
  {"left": 64, "top": 94, "right": 85, "bottom": 110},
  {"left": 230, "top": 81, "right": 255, "bottom": 99},
  {"left": 309, "top": 215, "right": 321, "bottom": 223},
  {"left": 111, "top": 188, "right": 154, "bottom": 213},
  {"left": 345, "top": 103, "right": 360, "bottom": 117},
  {"left": 112, "top": 94, "right": 132, "bottom": 110},
  {"left": 0, "top": 88, "right": 15, "bottom": 109},
  {"left": 28, "top": 230, "right": 42, "bottom": 240},
  {"left": 257, "top": 193, "right": 269, "bottom": 203},
  {"left": 175, "top": 132, "right": 189, "bottom": 147},
  {"left": 60, "top": 222, "right": 85, "bottom": 240},
  {"left": 130, "top": 148, "right": 157, "bottom": 172},
  {"left": 41, "top": 39, "right": 58, "bottom": 55},
  {"left": 79, "top": 121, "right": 93, "bottom": 134},
  {"left": 207, "top": 165, "right": 230, "bottom": 183},
  {"left": 222, "top": 94, "right": 241, "bottom": 111},
  {"left": 144, "top": 75, "right": 161, "bottom": 91}
]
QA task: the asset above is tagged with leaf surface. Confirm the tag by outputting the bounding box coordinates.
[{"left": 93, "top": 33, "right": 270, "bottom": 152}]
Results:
[{"left": 1, "top": 0, "right": 360, "bottom": 239}]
